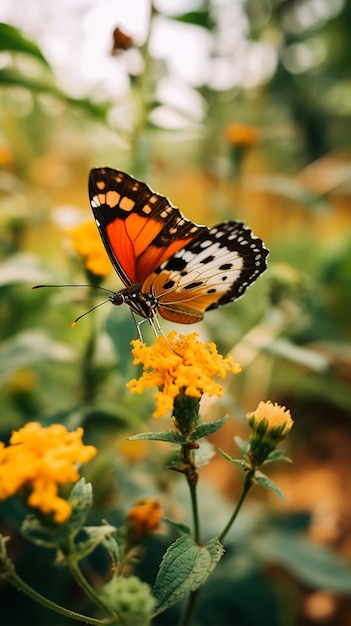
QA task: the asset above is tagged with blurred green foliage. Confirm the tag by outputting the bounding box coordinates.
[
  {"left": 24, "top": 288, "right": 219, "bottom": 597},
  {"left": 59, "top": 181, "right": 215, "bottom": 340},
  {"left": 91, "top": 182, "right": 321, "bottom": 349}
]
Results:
[{"left": 0, "top": 2, "right": 351, "bottom": 625}]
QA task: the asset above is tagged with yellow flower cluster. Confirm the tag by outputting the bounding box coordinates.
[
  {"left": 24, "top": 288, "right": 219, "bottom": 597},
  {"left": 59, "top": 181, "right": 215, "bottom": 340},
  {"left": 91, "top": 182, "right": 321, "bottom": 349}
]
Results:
[
  {"left": 127, "top": 332, "right": 241, "bottom": 418},
  {"left": 68, "top": 221, "right": 111, "bottom": 277},
  {"left": 0, "top": 422, "right": 96, "bottom": 523}
]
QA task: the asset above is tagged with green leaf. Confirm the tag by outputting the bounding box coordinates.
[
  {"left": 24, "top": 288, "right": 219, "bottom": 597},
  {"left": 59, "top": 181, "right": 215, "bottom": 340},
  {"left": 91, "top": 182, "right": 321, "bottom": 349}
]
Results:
[
  {"left": 172, "top": 11, "right": 212, "bottom": 29},
  {"left": 253, "top": 471, "right": 285, "bottom": 501},
  {"left": 234, "top": 436, "right": 249, "bottom": 455},
  {"left": 66, "top": 479, "right": 93, "bottom": 536},
  {"left": 0, "top": 254, "right": 52, "bottom": 286},
  {"left": 162, "top": 518, "right": 191, "bottom": 536},
  {"left": 248, "top": 174, "right": 330, "bottom": 212},
  {"left": 153, "top": 535, "right": 224, "bottom": 614},
  {"left": 256, "top": 531, "right": 351, "bottom": 592},
  {"left": 21, "top": 514, "right": 67, "bottom": 549},
  {"left": 102, "top": 527, "right": 120, "bottom": 569},
  {"left": 128, "top": 430, "right": 185, "bottom": 444},
  {"left": 60, "top": 524, "right": 117, "bottom": 564},
  {"left": 0, "top": 68, "right": 109, "bottom": 120},
  {"left": 0, "top": 331, "right": 75, "bottom": 387},
  {"left": 190, "top": 416, "right": 228, "bottom": 440},
  {"left": 263, "top": 449, "right": 292, "bottom": 464},
  {"left": 219, "top": 448, "right": 250, "bottom": 470},
  {"left": 0, "top": 23, "right": 50, "bottom": 66}
]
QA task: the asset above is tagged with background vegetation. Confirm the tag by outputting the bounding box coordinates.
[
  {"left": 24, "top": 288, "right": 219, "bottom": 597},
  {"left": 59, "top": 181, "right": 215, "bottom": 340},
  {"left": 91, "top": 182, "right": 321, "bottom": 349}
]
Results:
[{"left": 0, "top": 1, "right": 351, "bottom": 625}]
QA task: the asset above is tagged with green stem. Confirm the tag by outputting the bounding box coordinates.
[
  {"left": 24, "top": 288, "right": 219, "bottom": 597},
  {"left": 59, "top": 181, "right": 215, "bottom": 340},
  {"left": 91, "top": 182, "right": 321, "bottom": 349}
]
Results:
[
  {"left": 69, "top": 561, "right": 118, "bottom": 619},
  {"left": 179, "top": 587, "right": 200, "bottom": 626},
  {"left": 187, "top": 477, "right": 200, "bottom": 545},
  {"left": 2, "top": 565, "right": 108, "bottom": 626},
  {"left": 218, "top": 471, "right": 254, "bottom": 544},
  {"left": 178, "top": 444, "right": 201, "bottom": 626}
]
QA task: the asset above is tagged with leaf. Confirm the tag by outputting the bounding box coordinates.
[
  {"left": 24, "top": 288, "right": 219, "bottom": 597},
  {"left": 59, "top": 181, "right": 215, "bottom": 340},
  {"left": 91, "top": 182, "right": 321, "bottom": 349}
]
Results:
[
  {"left": 0, "top": 331, "right": 75, "bottom": 387},
  {"left": 0, "top": 22, "right": 50, "bottom": 66},
  {"left": 65, "top": 524, "right": 117, "bottom": 563},
  {"left": 253, "top": 471, "right": 285, "bottom": 501},
  {"left": 256, "top": 531, "right": 351, "bottom": 592},
  {"left": 21, "top": 514, "right": 67, "bottom": 549},
  {"left": 234, "top": 436, "right": 249, "bottom": 455},
  {"left": 190, "top": 416, "right": 228, "bottom": 440},
  {"left": 162, "top": 518, "right": 191, "bottom": 536},
  {"left": 263, "top": 449, "right": 292, "bottom": 464},
  {"left": 0, "top": 68, "right": 108, "bottom": 120},
  {"left": 66, "top": 479, "right": 93, "bottom": 536},
  {"left": 0, "top": 254, "right": 52, "bottom": 285},
  {"left": 267, "top": 338, "right": 329, "bottom": 373},
  {"left": 248, "top": 174, "right": 330, "bottom": 212},
  {"left": 219, "top": 448, "right": 250, "bottom": 470},
  {"left": 172, "top": 11, "right": 212, "bottom": 29},
  {"left": 128, "top": 430, "right": 185, "bottom": 444},
  {"left": 102, "top": 526, "right": 120, "bottom": 569},
  {"left": 153, "top": 535, "right": 224, "bottom": 614}
]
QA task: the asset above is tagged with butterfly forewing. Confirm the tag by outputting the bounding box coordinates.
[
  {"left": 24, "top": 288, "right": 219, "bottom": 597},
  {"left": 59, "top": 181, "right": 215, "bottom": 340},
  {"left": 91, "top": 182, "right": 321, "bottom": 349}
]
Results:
[{"left": 89, "top": 168, "right": 207, "bottom": 286}]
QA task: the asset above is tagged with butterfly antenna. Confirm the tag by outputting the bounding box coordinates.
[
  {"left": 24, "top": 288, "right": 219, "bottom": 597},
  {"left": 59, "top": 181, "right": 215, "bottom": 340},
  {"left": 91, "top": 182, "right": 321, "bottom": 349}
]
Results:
[
  {"left": 32, "top": 284, "right": 114, "bottom": 294},
  {"left": 71, "top": 299, "right": 111, "bottom": 327}
]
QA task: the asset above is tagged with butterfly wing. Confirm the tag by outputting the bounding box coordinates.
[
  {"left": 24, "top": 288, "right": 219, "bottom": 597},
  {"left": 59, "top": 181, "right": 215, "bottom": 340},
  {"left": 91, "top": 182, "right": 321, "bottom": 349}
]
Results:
[
  {"left": 141, "top": 221, "right": 269, "bottom": 324},
  {"left": 89, "top": 167, "right": 207, "bottom": 287}
]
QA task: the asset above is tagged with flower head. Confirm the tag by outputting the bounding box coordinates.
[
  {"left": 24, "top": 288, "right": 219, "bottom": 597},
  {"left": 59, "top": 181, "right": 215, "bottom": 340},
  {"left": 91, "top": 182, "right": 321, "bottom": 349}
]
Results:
[
  {"left": 102, "top": 576, "right": 156, "bottom": 626},
  {"left": 126, "top": 498, "right": 162, "bottom": 544},
  {"left": 127, "top": 332, "right": 241, "bottom": 420},
  {"left": 0, "top": 422, "right": 96, "bottom": 523},
  {"left": 224, "top": 123, "right": 261, "bottom": 148},
  {"left": 68, "top": 221, "right": 111, "bottom": 278},
  {"left": 247, "top": 401, "right": 293, "bottom": 465}
]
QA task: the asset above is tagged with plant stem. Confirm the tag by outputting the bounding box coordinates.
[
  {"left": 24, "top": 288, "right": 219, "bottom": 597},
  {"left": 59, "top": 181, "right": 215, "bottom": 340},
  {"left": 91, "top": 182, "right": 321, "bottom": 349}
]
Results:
[
  {"left": 178, "top": 443, "right": 201, "bottom": 626},
  {"left": 69, "top": 561, "right": 118, "bottom": 619},
  {"left": 179, "top": 587, "right": 201, "bottom": 626},
  {"left": 218, "top": 470, "right": 254, "bottom": 543},
  {"left": 187, "top": 476, "right": 201, "bottom": 545},
  {"left": 2, "top": 564, "right": 107, "bottom": 626}
]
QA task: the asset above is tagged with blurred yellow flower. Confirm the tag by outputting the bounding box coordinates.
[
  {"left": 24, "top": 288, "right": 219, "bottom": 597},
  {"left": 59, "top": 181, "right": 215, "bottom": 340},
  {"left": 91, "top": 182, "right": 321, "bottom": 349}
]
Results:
[
  {"left": 127, "top": 332, "right": 241, "bottom": 419},
  {"left": 118, "top": 437, "right": 149, "bottom": 462},
  {"left": 0, "top": 422, "right": 96, "bottom": 523},
  {"left": 126, "top": 498, "right": 162, "bottom": 544},
  {"left": 5, "top": 368, "right": 38, "bottom": 394},
  {"left": 68, "top": 221, "right": 111, "bottom": 277},
  {"left": 224, "top": 123, "right": 261, "bottom": 148}
]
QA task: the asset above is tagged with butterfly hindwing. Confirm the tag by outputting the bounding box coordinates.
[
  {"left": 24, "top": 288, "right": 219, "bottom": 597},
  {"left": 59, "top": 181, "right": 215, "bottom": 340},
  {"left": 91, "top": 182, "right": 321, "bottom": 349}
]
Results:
[
  {"left": 141, "top": 221, "right": 268, "bottom": 323},
  {"left": 89, "top": 167, "right": 207, "bottom": 286}
]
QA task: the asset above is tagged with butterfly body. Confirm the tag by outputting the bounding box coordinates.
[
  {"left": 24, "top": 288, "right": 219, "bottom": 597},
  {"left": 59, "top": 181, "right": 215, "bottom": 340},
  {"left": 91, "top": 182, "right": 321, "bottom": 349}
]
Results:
[{"left": 89, "top": 167, "right": 269, "bottom": 328}]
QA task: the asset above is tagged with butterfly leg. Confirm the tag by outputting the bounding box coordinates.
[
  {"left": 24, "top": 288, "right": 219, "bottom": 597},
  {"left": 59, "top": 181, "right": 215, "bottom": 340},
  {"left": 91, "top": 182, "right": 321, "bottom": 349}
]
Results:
[{"left": 149, "top": 311, "right": 182, "bottom": 355}]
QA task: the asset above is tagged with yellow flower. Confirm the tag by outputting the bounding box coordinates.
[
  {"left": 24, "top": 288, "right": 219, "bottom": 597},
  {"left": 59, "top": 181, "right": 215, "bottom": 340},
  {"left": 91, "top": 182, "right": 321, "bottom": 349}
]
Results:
[
  {"left": 68, "top": 221, "right": 111, "bottom": 277},
  {"left": 224, "top": 123, "right": 261, "bottom": 148},
  {"left": 247, "top": 401, "right": 293, "bottom": 465},
  {"left": 126, "top": 498, "right": 162, "bottom": 544},
  {"left": 0, "top": 422, "right": 96, "bottom": 523},
  {"left": 127, "top": 332, "right": 241, "bottom": 419},
  {"left": 247, "top": 401, "right": 293, "bottom": 439}
]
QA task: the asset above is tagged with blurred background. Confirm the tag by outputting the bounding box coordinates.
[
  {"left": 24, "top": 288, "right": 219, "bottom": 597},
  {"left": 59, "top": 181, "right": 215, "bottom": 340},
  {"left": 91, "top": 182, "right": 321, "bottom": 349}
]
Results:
[{"left": 0, "top": 1, "right": 351, "bottom": 625}]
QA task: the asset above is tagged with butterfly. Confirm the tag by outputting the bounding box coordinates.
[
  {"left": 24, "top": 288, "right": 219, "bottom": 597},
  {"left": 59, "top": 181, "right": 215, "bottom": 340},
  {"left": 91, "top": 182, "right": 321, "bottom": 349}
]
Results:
[{"left": 88, "top": 167, "right": 269, "bottom": 336}]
